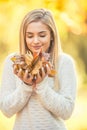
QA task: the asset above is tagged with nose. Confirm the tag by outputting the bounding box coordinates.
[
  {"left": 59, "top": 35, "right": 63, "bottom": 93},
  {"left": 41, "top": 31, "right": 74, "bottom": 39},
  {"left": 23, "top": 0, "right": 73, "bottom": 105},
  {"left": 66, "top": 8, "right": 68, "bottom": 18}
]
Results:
[{"left": 33, "top": 36, "right": 39, "bottom": 44}]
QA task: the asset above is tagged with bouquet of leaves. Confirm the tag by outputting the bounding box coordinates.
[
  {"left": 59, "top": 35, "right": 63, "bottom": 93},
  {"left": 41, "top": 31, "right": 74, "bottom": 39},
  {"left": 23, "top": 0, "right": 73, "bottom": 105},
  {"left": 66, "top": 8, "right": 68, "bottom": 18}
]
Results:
[{"left": 11, "top": 50, "right": 56, "bottom": 84}]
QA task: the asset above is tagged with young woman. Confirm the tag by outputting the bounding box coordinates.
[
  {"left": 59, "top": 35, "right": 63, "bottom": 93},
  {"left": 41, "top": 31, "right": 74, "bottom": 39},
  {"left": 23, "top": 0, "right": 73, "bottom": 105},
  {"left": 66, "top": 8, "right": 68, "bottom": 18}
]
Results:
[{"left": 0, "top": 8, "right": 77, "bottom": 130}]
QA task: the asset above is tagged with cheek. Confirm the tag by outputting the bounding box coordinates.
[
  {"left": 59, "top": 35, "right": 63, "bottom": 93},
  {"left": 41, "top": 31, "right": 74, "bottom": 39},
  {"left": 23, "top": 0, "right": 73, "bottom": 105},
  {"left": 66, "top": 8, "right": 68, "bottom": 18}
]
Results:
[
  {"left": 25, "top": 39, "right": 31, "bottom": 49},
  {"left": 42, "top": 36, "right": 50, "bottom": 51},
  {"left": 26, "top": 37, "right": 32, "bottom": 44},
  {"left": 26, "top": 37, "right": 33, "bottom": 48},
  {"left": 43, "top": 41, "right": 50, "bottom": 52}
]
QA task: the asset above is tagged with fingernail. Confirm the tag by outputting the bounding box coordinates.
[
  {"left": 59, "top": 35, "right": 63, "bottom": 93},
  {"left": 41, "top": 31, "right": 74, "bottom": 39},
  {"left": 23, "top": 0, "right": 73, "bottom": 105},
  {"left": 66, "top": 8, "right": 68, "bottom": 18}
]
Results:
[
  {"left": 25, "top": 69, "right": 28, "bottom": 73},
  {"left": 19, "top": 68, "right": 22, "bottom": 71},
  {"left": 42, "top": 67, "right": 44, "bottom": 71},
  {"left": 46, "top": 64, "right": 48, "bottom": 67}
]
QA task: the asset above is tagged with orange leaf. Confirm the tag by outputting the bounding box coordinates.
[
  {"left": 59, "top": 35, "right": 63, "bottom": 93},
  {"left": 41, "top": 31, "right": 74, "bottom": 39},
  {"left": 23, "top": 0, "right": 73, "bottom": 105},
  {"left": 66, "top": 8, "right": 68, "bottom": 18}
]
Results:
[{"left": 48, "top": 69, "right": 56, "bottom": 77}]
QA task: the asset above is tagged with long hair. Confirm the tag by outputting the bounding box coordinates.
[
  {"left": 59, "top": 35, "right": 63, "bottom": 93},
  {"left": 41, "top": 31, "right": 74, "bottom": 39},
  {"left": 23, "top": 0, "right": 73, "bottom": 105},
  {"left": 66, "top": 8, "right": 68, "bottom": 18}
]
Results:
[{"left": 19, "top": 8, "right": 62, "bottom": 90}]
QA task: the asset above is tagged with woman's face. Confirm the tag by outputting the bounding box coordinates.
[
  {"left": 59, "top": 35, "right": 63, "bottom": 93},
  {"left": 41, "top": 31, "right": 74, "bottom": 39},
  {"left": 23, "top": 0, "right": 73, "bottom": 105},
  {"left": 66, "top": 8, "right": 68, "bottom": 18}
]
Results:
[{"left": 25, "top": 21, "right": 51, "bottom": 54}]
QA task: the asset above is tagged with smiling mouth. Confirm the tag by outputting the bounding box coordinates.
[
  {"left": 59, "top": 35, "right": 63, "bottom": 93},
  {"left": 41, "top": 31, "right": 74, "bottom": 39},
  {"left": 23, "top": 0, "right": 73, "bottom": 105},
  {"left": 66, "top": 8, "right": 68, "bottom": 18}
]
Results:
[{"left": 33, "top": 46, "right": 42, "bottom": 50}]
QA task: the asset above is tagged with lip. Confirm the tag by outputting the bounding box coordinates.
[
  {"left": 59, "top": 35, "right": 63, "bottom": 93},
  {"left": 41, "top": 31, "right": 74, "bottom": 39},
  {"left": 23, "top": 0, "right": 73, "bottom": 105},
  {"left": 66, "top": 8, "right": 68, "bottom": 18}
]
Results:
[{"left": 32, "top": 46, "right": 42, "bottom": 50}]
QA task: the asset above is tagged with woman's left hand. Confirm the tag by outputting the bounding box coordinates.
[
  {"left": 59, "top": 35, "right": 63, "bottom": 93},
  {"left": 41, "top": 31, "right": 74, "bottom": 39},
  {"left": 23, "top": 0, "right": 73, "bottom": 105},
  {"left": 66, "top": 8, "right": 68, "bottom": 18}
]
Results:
[{"left": 35, "top": 63, "right": 51, "bottom": 84}]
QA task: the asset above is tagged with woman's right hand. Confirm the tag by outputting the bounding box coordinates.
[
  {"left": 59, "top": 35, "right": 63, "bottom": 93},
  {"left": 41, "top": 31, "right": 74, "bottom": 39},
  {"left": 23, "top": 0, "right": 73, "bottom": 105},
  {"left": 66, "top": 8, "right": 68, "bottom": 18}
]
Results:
[{"left": 13, "top": 64, "right": 33, "bottom": 86}]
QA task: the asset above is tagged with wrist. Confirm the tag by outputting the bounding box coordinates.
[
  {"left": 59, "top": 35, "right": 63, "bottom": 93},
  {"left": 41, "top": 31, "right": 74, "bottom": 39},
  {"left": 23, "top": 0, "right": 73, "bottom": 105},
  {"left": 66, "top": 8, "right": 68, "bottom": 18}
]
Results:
[{"left": 23, "top": 82, "right": 33, "bottom": 86}]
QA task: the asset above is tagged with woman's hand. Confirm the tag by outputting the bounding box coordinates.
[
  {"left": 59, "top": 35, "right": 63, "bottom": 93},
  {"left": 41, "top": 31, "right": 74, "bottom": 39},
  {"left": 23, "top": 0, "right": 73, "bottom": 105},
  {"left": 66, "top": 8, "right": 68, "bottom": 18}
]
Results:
[
  {"left": 35, "top": 63, "right": 51, "bottom": 84},
  {"left": 13, "top": 65, "right": 33, "bottom": 85},
  {"left": 13, "top": 63, "right": 51, "bottom": 86}
]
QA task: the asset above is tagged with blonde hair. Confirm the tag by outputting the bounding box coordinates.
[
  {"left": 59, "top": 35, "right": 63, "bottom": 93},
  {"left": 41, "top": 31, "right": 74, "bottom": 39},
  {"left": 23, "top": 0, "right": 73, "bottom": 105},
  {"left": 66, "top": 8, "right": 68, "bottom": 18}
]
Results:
[{"left": 19, "top": 8, "right": 62, "bottom": 90}]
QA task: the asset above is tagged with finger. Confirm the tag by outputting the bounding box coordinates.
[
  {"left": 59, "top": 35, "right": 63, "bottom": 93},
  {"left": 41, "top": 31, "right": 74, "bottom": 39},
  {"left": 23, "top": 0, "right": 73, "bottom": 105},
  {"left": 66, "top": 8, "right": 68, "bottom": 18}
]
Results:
[
  {"left": 23, "top": 69, "right": 29, "bottom": 79},
  {"left": 37, "top": 71, "right": 42, "bottom": 80},
  {"left": 41, "top": 66, "right": 46, "bottom": 78},
  {"left": 17, "top": 68, "right": 23, "bottom": 79},
  {"left": 45, "top": 63, "right": 51, "bottom": 75},
  {"left": 23, "top": 70, "right": 33, "bottom": 84},
  {"left": 43, "top": 64, "right": 47, "bottom": 74},
  {"left": 39, "top": 68, "right": 42, "bottom": 77},
  {"left": 13, "top": 64, "right": 18, "bottom": 74},
  {"left": 32, "top": 74, "right": 37, "bottom": 83},
  {"left": 47, "top": 62, "right": 52, "bottom": 68},
  {"left": 35, "top": 72, "right": 42, "bottom": 84}
]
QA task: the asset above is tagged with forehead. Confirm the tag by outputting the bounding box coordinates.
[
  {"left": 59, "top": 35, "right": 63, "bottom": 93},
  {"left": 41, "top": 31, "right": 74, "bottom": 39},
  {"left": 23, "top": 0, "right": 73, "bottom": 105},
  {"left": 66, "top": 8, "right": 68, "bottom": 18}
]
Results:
[{"left": 26, "top": 21, "right": 50, "bottom": 32}]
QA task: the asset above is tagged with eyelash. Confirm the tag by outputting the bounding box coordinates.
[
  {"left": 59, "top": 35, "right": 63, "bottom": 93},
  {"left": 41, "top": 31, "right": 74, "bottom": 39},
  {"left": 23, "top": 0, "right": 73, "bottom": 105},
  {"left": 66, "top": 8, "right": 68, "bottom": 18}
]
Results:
[
  {"left": 27, "top": 36, "right": 33, "bottom": 38},
  {"left": 27, "top": 35, "right": 46, "bottom": 38},
  {"left": 40, "top": 35, "right": 45, "bottom": 37}
]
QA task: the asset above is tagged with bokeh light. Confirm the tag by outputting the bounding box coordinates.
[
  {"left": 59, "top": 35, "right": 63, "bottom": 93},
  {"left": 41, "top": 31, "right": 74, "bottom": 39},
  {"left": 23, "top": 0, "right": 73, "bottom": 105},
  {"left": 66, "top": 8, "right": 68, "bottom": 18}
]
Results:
[{"left": 0, "top": 0, "right": 87, "bottom": 130}]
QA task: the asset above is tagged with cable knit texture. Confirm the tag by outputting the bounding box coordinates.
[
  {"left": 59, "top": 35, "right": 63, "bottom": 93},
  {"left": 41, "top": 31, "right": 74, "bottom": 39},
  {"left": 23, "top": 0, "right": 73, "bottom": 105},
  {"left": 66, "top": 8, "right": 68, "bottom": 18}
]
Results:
[{"left": 0, "top": 52, "right": 77, "bottom": 130}]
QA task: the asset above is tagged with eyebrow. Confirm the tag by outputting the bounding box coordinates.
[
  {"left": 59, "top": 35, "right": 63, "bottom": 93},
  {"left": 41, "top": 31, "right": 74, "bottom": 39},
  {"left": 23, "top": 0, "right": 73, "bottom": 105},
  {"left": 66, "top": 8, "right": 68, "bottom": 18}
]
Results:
[{"left": 26, "top": 31, "right": 47, "bottom": 34}]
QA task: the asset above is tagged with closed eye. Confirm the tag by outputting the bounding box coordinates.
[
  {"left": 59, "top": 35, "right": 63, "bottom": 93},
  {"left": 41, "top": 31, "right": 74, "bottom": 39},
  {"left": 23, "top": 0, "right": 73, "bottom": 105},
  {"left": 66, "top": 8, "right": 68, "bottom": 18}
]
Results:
[
  {"left": 40, "top": 35, "right": 46, "bottom": 37},
  {"left": 27, "top": 36, "right": 33, "bottom": 38}
]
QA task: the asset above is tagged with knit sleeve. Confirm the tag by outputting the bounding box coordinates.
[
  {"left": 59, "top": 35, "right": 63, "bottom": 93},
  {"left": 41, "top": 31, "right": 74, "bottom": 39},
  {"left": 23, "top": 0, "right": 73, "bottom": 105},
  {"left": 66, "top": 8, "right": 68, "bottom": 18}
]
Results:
[
  {"left": 0, "top": 54, "right": 33, "bottom": 118},
  {"left": 35, "top": 54, "right": 77, "bottom": 120}
]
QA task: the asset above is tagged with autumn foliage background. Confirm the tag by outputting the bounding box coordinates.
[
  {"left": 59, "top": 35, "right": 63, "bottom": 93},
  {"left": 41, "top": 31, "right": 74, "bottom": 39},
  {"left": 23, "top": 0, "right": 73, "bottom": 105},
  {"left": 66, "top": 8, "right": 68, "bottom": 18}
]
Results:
[{"left": 0, "top": 0, "right": 87, "bottom": 130}]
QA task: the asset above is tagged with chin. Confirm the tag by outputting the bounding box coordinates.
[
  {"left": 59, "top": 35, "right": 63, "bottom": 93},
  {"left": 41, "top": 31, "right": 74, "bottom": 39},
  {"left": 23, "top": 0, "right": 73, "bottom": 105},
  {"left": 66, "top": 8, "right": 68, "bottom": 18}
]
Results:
[{"left": 32, "top": 49, "right": 42, "bottom": 54}]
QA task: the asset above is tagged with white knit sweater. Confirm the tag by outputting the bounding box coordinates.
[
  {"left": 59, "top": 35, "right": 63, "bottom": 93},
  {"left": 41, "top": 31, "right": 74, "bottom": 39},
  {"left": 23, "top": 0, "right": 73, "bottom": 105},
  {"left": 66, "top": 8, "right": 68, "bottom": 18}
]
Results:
[{"left": 0, "top": 52, "right": 77, "bottom": 130}]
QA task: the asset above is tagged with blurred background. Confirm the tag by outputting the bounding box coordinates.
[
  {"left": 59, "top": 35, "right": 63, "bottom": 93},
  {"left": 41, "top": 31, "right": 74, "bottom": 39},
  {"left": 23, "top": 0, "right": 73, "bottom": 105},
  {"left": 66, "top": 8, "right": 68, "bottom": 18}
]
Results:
[{"left": 0, "top": 0, "right": 87, "bottom": 130}]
